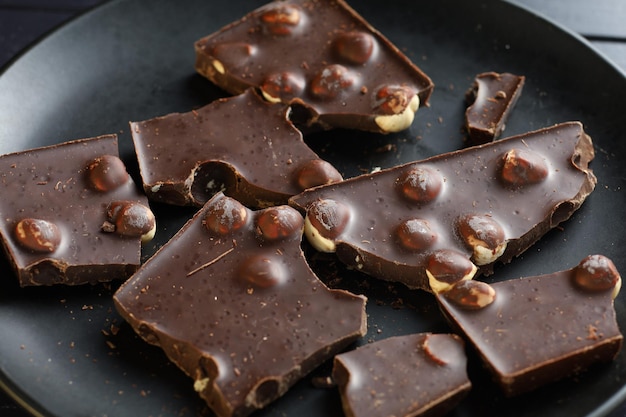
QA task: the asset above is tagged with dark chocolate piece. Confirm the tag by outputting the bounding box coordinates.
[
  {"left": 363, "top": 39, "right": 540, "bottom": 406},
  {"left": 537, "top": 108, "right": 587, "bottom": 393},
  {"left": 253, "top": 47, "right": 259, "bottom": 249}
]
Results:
[
  {"left": 113, "top": 193, "right": 367, "bottom": 417},
  {"left": 333, "top": 333, "right": 471, "bottom": 417},
  {"left": 0, "top": 135, "right": 154, "bottom": 286},
  {"left": 289, "top": 122, "right": 596, "bottom": 291},
  {"left": 435, "top": 255, "right": 623, "bottom": 396},
  {"left": 194, "top": 0, "right": 433, "bottom": 133},
  {"left": 464, "top": 72, "right": 525, "bottom": 145},
  {"left": 130, "top": 89, "right": 342, "bottom": 208}
]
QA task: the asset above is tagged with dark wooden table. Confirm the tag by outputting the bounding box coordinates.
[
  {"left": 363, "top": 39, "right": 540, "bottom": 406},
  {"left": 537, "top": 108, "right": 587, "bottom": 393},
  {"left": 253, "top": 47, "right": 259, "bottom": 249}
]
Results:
[{"left": 1, "top": 1, "right": 625, "bottom": 416}]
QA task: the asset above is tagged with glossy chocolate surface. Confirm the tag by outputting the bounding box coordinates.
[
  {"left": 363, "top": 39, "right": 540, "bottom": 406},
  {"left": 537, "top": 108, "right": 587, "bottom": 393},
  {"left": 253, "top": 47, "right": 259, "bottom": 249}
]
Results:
[
  {"left": 131, "top": 89, "right": 342, "bottom": 208},
  {"left": 333, "top": 333, "right": 471, "bottom": 417},
  {"left": 0, "top": 135, "right": 149, "bottom": 286},
  {"left": 464, "top": 72, "right": 525, "bottom": 145},
  {"left": 113, "top": 193, "right": 367, "bottom": 417},
  {"left": 437, "top": 256, "right": 623, "bottom": 396},
  {"left": 194, "top": 0, "right": 433, "bottom": 133},
  {"left": 290, "top": 122, "right": 596, "bottom": 291}
]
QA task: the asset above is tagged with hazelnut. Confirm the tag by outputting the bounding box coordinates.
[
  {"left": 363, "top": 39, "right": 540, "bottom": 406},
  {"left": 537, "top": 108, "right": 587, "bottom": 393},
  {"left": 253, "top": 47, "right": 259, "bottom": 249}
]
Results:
[
  {"left": 259, "top": 4, "right": 302, "bottom": 36},
  {"left": 443, "top": 279, "right": 496, "bottom": 310},
  {"left": 14, "top": 218, "right": 62, "bottom": 253},
  {"left": 426, "top": 250, "right": 477, "bottom": 294},
  {"left": 373, "top": 86, "right": 420, "bottom": 132},
  {"left": 309, "top": 64, "right": 356, "bottom": 100},
  {"left": 86, "top": 155, "right": 130, "bottom": 192},
  {"left": 456, "top": 213, "right": 507, "bottom": 265},
  {"left": 332, "top": 31, "right": 375, "bottom": 65},
  {"left": 396, "top": 165, "right": 443, "bottom": 204},
  {"left": 203, "top": 196, "right": 248, "bottom": 236},
  {"left": 260, "top": 71, "right": 305, "bottom": 103},
  {"left": 256, "top": 206, "right": 303, "bottom": 241},
  {"left": 304, "top": 199, "right": 351, "bottom": 253},
  {"left": 210, "top": 42, "right": 256, "bottom": 72},
  {"left": 574, "top": 254, "right": 622, "bottom": 298},
  {"left": 395, "top": 218, "right": 437, "bottom": 251},
  {"left": 295, "top": 159, "right": 343, "bottom": 191},
  {"left": 238, "top": 255, "right": 285, "bottom": 288},
  {"left": 104, "top": 201, "right": 156, "bottom": 243},
  {"left": 500, "top": 148, "right": 549, "bottom": 186}
]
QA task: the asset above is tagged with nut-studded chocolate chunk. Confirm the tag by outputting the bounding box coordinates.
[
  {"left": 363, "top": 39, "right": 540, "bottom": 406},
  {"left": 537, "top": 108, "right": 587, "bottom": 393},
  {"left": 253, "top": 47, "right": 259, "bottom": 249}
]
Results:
[
  {"left": 130, "top": 89, "right": 342, "bottom": 208},
  {"left": 290, "top": 122, "right": 596, "bottom": 291},
  {"left": 465, "top": 72, "right": 525, "bottom": 145},
  {"left": 194, "top": 0, "right": 433, "bottom": 133},
  {"left": 114, "top": 193, "right": 367, "bottom": 417},
  {"left": 333, "top": 333, "right": 471, "bottom": 417},
  {"left": 436, "top": 256, "right": 623, "bottom": 396},
  {"left": 0, "top": 135, "right": 151, "bottom": 286}
]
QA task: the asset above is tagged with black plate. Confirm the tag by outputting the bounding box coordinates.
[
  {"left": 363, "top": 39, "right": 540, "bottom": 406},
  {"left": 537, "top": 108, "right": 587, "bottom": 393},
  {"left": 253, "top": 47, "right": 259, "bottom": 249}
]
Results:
[{"left": 1, "top": 0, "right": 626, "bottom": 416}]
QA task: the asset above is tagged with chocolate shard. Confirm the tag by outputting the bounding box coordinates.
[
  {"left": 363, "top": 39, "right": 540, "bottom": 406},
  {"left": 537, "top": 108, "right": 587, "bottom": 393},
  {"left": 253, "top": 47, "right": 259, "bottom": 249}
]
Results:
[
  {"left": 289, "top": 122, "right": 596, "bottom": 291},
  {"left": 0, "top": 135, "right": 153, "bottom": 286},
  {"left": 333, "top": 333, "right": 471, "bottom": 417},
  {"left": 436, "top": 255, "right": 623, "bottom": 396},
  {"left": 130, "top": 89, "right": 342, "bottom": 208},
  {"left": 194, "top": 0, "right": 433, "bottom": 133},
  {"left": 465, "top": 72, "right": 525, "bottom": 145},
  {"left": 113, "top": 193, "right": 367, "bottom": 417}
]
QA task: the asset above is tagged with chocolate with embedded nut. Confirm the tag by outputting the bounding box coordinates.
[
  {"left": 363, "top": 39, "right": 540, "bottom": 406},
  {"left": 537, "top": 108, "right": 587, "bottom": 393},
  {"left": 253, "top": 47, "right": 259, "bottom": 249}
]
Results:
[
  {"left": 194, "top": 0, "right": 433, "bottom": 133},
  {"left": 436, "top": 255, "right": 623, "bottom": 396},
  {"left": 289, "top": 122, "right": 596, "bottom": 291},
  {"left": 0, "top": 135, "right": 153, "bottom": 286},
  {"left": 333, "top": 333, "right": 471, "bottom": 417},
  {"left": 131, "top": 88, "right": 342, "bottom": 208},
  {"left": 113, "top": 193, "right": 367, "bottom": 417}
]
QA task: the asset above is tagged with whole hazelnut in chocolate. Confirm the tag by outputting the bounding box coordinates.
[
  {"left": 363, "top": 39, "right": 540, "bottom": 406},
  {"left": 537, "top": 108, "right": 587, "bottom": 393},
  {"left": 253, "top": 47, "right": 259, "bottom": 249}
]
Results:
[
  {"left": 426, "top": 250, "right": 477, "bottom": 294},
  {"left": 395, "top": 218, "right": 437, "bottom": 251},
  {"left": 396, "top": 165, "right": 443, "bottom": 204},
  {"left": 203, "top": 196, "right": 248, "bottom": 236},
  {"left": 259, "top": 4, "right": 302, "bottom": 36},
  {"left": 332, "top": 31, "right": 375, "bottom": 65},
  {"left": 304, "top": 199, "right": 351, "bottom": 253},
  {"left": 574, "top": 254, "right": 622, "bottom": 297},
  {"left": 104, "top": 201, "right": 156, "bottom": 243},
  {"left": 238, "top": 255, "right": 286, "bottom": 288},
  {"left": 373, "top": 85, "right": 415, "bottom": 115},
  {"left": 500, "top": 148, "right": 549, "bottom": 186},
  {"left": 456, "top": 213, "right": 507, "bottom": 265},
  {"left": 295, "top": 159, "right": 343, "bottom": 191},
  {"left": 86, "top": 155, "right": 130, "bottom": 192},
  {"left": 443, "top": 279, "right": 496, "bottom": 310},
  {"left": 310, "top": 64, "right": 356, "bottom": 100},
  {"left": 256, "top": 206, "right": 303, "bottom": 241},
  {"left": 14, "top": 218, "right": 62, "bottom": 253},
  {"left": 260, "top": 71, "right": 305, "bottom": 104}
]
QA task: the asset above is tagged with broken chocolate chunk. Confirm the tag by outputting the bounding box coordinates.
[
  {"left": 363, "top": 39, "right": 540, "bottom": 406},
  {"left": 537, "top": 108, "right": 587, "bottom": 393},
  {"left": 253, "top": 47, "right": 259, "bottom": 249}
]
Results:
[
  {"left": 436, "top": 255, "right": 623, "bottom": 396},
  {"left": 465, "top": 72, "right": 525, "bottom": 145},
  {"left": 113, "top": 193, "right": 367, "bottom": 417},
  {"left": 0, "top": 135, "right": 152, "bottom": 286},
  {"left": 130, "top": 89, "right": 342, "bottom": 208},
  {"left": 290, "top": 122, "right": 596, "bottom": 291},
  {"left": 333, "top": 333, "right": 471, "bottom": 417},
  {"left": 194, "top": 0, "right": 433, "bottom": 133}
]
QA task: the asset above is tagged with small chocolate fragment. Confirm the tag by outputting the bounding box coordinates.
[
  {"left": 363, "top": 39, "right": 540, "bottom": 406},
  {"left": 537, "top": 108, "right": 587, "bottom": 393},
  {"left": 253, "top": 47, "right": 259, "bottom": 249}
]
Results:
[
  {"left": 114, "top": 193, "right": 367, "bottom": 417},
  {"left": 0, "top": 135, "right": 151, "bottom": 286},
  {"left": 332, "top": 333, "right": 471, "bottom": 417},
  {"left": 290, "top": 122, "right": 596, "bottom": 291},
  {"left": 465, "top": 72, "right": 525, "bottom": 145},
  {"left": 436, "top": 256, "right": 623, "bottom": 396},
  {"left": 131, "top": 89, "right": 342, "bottom": 208},
  {"left": 194, "top": 0, "right": 433, "bottom": 133}
]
